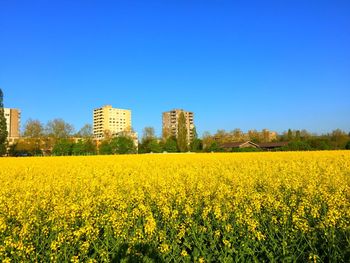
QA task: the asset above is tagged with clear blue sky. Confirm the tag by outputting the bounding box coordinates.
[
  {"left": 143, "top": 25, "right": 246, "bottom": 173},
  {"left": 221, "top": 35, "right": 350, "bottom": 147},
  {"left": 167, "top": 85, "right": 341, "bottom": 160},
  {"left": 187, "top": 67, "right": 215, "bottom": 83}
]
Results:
[{"left": 1, "top": 0, "right": 349, "bottom": 137}]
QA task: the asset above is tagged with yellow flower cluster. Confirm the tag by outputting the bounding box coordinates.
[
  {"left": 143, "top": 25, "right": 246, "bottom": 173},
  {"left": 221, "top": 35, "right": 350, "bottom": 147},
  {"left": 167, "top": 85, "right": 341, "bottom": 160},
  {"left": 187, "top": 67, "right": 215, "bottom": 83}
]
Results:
[{"left": 0, "top": 151, "right": 349, "bottom": 262}]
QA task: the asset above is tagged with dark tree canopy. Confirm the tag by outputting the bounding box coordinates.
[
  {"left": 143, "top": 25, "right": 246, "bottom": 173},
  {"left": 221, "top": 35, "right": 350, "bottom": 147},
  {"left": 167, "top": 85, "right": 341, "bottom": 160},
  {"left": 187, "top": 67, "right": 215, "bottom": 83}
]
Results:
[
  {"left": 164, "top": 137, "right": 178, "bottom": 152},
  {"left": 177, "top": 112, "right": 188, "bottom": 152},
  {"left": 139, "top": 127, "right": 158, "bottom": 153},
  {"left": 52, "top": 139, "right": 74, "bottom": 156},
  {"left": 72, "top": 139, "right": 96, "bottom": 155},
  {"left": 110, "top": 136, "right": 136, "bottom": 154},
  {"left": 148, "top": 139, "right": 162, "bottom": 153},
  {"left": 0, "top": 89, "right": 8, "bottom": 155},
  {"left": 99, "top": 140, "right": 113, "bottom": 155},
  {"left": 99, "top": 135, "right": 136, "bottom": 155}
]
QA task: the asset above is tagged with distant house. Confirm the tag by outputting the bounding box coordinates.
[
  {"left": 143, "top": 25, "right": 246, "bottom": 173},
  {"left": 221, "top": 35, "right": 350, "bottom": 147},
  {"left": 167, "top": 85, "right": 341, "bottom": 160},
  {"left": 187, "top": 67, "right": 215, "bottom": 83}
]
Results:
[
  {"left": 220, "top": 141, "right": 260, "bottom": 151},
  {"left": 258, "top": 142, "right": 289, "bottom": 150},
  {"left": 220, "top": 141, "right": 289, "bottom": 151}
]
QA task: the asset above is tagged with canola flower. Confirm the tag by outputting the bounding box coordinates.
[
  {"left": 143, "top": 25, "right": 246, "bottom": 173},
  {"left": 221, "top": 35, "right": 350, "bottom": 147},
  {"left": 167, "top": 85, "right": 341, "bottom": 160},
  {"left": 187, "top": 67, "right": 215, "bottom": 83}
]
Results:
[{"left": 0, "top": 151, "right": 349, "bottom": 262}]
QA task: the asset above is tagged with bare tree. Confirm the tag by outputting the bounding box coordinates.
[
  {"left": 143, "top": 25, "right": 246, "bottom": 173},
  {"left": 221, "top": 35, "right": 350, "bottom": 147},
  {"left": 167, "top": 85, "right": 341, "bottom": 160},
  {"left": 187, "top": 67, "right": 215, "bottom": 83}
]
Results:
[
  {"left": 77, "top": 124, "right": 93, "bottom": 138},
  {"left": 23, "top": 119, "right": 44, "bottom": 138},
  {"left": 45, "top": 119, "right": 74, "bottom": 138}
]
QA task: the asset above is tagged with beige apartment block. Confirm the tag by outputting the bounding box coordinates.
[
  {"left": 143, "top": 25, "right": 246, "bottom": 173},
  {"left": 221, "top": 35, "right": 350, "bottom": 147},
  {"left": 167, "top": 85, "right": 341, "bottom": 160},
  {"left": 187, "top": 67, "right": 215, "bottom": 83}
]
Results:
[
  {"left": 4, "top": 108, "right": 21, "bottom": 141},
  {"left": 261, "top": 129, "right": 278, "bottom": 142},
  {"left": 93, "top": 105, "right": 132, "bottom": 139},
  {"left": 162, "top": 109, "right": 195, "bottom": 142}
]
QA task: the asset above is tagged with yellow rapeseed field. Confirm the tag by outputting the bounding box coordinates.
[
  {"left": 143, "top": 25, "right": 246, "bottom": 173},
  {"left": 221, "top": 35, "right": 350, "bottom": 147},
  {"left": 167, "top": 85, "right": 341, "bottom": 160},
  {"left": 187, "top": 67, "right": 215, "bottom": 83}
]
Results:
[{"left": 0, "top": 151, "right": 349, "bottom": 262}]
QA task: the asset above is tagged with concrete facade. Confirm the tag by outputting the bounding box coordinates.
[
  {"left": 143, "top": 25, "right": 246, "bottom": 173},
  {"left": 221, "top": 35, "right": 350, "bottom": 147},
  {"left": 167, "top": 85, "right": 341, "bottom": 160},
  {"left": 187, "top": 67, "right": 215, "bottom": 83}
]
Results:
[
  {"left": 93, "top": 105, "right": 132, "bottom": 139},
  {"left": 4, "top": 108, "right": 21, "bottom": 141},
  {"left": 162, "top": 109, "right": 195, "bottom": 142}
]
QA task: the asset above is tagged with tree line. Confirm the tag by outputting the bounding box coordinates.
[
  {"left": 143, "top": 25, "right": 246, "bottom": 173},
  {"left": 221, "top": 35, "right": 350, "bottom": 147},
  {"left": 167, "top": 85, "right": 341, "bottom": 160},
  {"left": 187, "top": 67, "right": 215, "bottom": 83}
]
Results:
[
  {"left": 8, "top": 118, "right": 93, "bottom": 156},
  {"left": 5, "top": 118, "right": 139, "bottom": 156},
  {"left": 1, "top": 88, "right": 350, "bottom": 156},
  {"left": 201, "top": 128, "right": 350, "bottom": 152},
  {"left": 4, "top": 119, "right": 350, "bottom": 157},
  {"left": 139, "top": 127, "right": 350, "bottom": 153}
]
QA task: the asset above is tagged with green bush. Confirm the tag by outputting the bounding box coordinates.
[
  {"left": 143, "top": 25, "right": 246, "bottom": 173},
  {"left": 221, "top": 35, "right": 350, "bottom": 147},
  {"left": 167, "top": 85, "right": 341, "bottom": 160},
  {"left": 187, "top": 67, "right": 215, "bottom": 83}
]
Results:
[{"left": 281, "top": 141, "right": 312, "bottom": 151}]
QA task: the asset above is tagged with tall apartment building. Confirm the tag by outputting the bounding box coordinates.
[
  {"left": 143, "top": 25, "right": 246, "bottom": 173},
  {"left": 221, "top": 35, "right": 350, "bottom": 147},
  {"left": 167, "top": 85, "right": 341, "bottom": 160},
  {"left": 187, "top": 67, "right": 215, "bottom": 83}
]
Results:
[
  {"left": 162, "top": 109, "right": 195, "bottom": 142},
  {"left": 4, "top": 108, "right": 21, "bottom": 140},
  {"left": 93, "top": 105, "right": 132, "bottom": 139}
]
